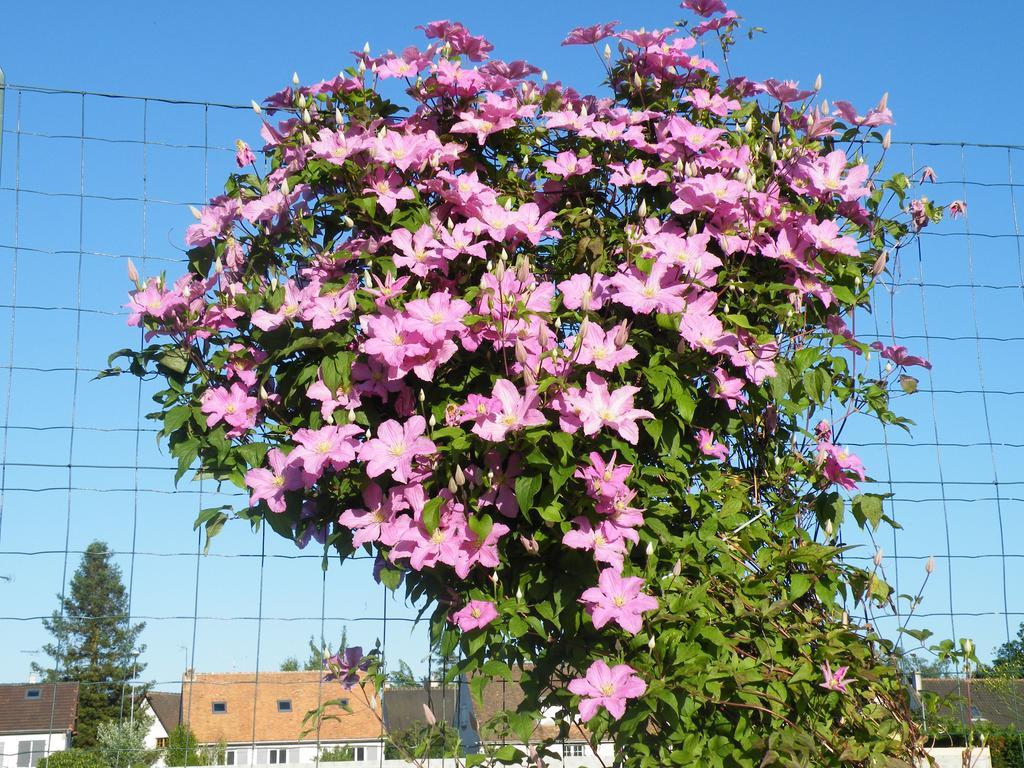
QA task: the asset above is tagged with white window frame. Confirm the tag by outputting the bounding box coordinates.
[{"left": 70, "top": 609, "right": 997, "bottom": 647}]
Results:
[{"left": 268, "top": 748, "right": 287, "bottom": 764}]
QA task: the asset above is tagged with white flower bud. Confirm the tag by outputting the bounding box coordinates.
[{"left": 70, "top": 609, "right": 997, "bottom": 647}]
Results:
[
  {"left": 127, "top": 259, "right": 139, "bottom": 283},
  {"left": 301, "top": 108, "right": 312, "bottom": 124},
  {"left": 516, "top": 587, "right": 523, "bottom": 601},
  {"left": 363, "top": 41, "right": 371, "bottom": 53},
  {"left": 428, "top": 414, "right": 437, "bottom": 428},
  {"left": 842, "top": 611, "right": 849, "bottom": 627},
  {"left": 645, "top": 541, "right": 654, "bottom": 557},
  {"left": 603, "top": 43, "right": 612, "bottom": 62},
  {"left": 347, "top": 408, "right": 357, "bottom": 423},
  {"left": 281, "top": 177, "right": 290, "bottom": 195},
  {"left": 342, "top": 215, "right": 354, "bottom": 229},
  {"left": 688, "top": 220, "right": 697, "bottom": 236},
  {"left": 490, "top": 571, "right": 498, "bottom": 584},
  {"left": 882, "top": 130, "right": 892, "bottom": 150},
  {"left": 251, "top": 100, "right": 262, "bottom": 115},
  {"left": 292, "top": 71, "right": 300, "bottom": 85},
  {"left": 648, "top": 636, "right": 656, "bottom": 651},
  {"left": 454, "top": 465, "right": 466, "bottom": 486},
  {"left": 824, "top": 519, "right": 834, "bottom": 538},
  {"left": 672, "top": 560, "right": 682, "bottom": 577},
  {"left": 638, "top": 199, "right": 648, "bottom": 218},
  {"left": 633, "top": 71, "right": 643, "bottom": 89},
  {"left": 447, "top": 477, "right": 458, "bottom": 494},
  {"left": 540, "top": 70, "right": 548, "bottom": 82},
  {"left": 926, "top": 555, "right": 936, "bottom": 574},
  {"left": 347, "top": 292, "right": 358, "bottom": 312},
  {"left": 335, "top": 108, "right": 344, "bottom": 124},
  {"left": 771, "top": 112, "right": 781, "bottom": 134},
  {"left": 358, "top": 60, "right": 367, "bottom": 74},
  {"left": 189, "top": 205, "right": 202, "bottom": 220},
  {"left": 743, "top": 117, "right": 753, "bottom": 133},
  {"left": 879, "top": 91, "right": 889, "bottom": 110},
  {"left": 962, "top": 638, "right": 974, "bottom": 656},
  {"left": 820, "top": 99, "right": 828, "bottom": 114},
  {"left": 418, "top": 389, "right": 425, "bottom": 403},
  {"left": 873, "top": 548, "right": 884, "bottom": 567},
  {"left": 814, "top": 73, "right": 822, "bottom": 91}
]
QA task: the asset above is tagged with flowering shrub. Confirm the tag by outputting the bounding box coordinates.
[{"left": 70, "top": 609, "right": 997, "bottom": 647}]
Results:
[{"left": 110, "top": 1, "right": 957, "bottom": 764}]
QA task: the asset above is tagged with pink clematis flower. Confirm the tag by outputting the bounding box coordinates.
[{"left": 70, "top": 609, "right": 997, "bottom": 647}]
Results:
[
  {"left": 573, "top": 322, "right": 637, "bottom": 372},
  {"left": 573, "top": 373, "right": 653, "bottom": 445},
  {"left": 561, "top": 21, "right": 619, "bottom": 46},
  {"left": 363, "top": 169, "right": 416, "bottom": 214},
  {"left": 696, "top": 429, "right": 728, "bottom": 461},
  {"left": 543, "top": 151, "right": 595, "bottom": 177},
  {"left": 245, "top": 449, "right": 307, "bottom": 514},
  {"left": 575, "top": 452, "right": 632, "bottom": 500},
  {"left": 338, "top": 483, "right": 402, "bottom": 548},
  {"left": 559, "top": 273, "right": 611, "bottom": 311},
  {"left": 567, "top": 661, "right": 647, "bottom": 722},
  {"left": 817, "top": 441, "right": 866, "bottom": 490},
  {"left": 403, "top": 292, "right": 472, "bottom": 343},
  {"left": 563, "top": 517, "right": 628, "bottom": 570},
  {"left": 471, "top": 379, "right": 548, "bottom": 442},
  {"left": 608, "top": 160, "right": 668, "bottom": 187},
  {"left": 358, "top": 416, "right": 436, "bottom": 483},
  {"left": 819, "top": 661, "right": 851, "bottom": 693},
  {"left": 200, "top": 384, "right": 259, "bottom": 437},
  {"left": 609, "top": 262, "right": 688, "bottom": 315},
  {"left": 451, "top": 600, "right": 499, "bottom": 631},
  {"left": 870, "top": 341, "right": 931, "bottom": 370},
  {"left": 292, "top": 425, "right": 363, "bottom": 476},
  {"left": 235, "top": 140, "right": 256, "bottom": 168},
  {"left": 579, "top": 568, "right": 658, "bottom": 634},
  {"left": 711, "top": 367, "right": 747, "bottom": 410}
]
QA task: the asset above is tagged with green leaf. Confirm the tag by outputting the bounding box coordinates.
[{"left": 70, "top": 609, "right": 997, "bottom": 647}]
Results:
[
  {"left": 422, "top": 496, "right": 444, "bottom": 534},
  {"left": 514, "top": 474, "right": 542, "bottom": 514},
  {"left": 852, "top": 493, "right": 885, "bottom": 530},
  {"left": 789, "top": 573, "right": 812, "bottom": 601}
]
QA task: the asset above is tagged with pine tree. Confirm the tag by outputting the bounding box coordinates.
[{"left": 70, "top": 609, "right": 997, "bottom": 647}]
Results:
[{"left": 34, "top": 541, "right": 147, "bottom": 748}]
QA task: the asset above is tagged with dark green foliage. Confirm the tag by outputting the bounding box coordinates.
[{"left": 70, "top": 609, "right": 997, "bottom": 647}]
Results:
[
  {"left": 384, "top": 722, "right": 460, "bottom": 760},
  {"left": 164, "top": 724, "right": 208, "bottom": 767}
]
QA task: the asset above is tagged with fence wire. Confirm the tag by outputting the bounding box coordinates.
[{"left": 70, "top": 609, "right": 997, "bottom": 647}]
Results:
[{"left": 0, "top": 79, "right": 1022, "bottom": 763}]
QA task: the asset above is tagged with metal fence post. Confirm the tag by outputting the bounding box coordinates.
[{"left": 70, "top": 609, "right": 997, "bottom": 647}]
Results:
[{"left": 0, "top": 66, "right": 6, "bottom": 185}]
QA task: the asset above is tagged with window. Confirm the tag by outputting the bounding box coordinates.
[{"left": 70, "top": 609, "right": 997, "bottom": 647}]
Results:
[
  {"left": 212, "top": 701, "right": 227, "bottom": 714},
  {"left": 17, "top": 740, "right": 46, "bottom": 768},
  {"left": 24, "top": 689, "right": 41, "bottom": 700},
  {"left": 224, "top": 751, "right": 236, "bottom": 765},
  {"left": 353, "top": 747, "right": 365, "bottom": 761},
  {"left": 564, "top": 743, "right": 586, "bottom": 758},
  {"left": 156, "top": 738, "right": 169, "bottom": 749},
  {"left": 276, "top": 700, "right": 292, "bottom": 713},
  {"left": 268, "top": 749, "right": 287, "bottom": 764}
]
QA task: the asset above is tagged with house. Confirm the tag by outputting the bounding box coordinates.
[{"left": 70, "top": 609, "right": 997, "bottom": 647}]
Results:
[
  {"left": 381, "top": 683, "right": 476, "bottom": 752},
  {"left": 915, "top": 677, "right": 1024, "bottom": 729},
  {"left": 141, "top": 691, "right": 182, "bottom": 766},
  {"left": 179, "top": 671, "right": 383, "bottom": 765},
  {"left": 469, "top": 674, "right": 614, "bottom": 765},
  {"left": 0, "top": 682, "right": 79, "bottom": 768}
]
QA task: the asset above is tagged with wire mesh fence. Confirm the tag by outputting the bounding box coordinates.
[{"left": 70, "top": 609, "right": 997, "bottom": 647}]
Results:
[{"left": 1, "top": 77, "right": 1023, "bottom": 763}]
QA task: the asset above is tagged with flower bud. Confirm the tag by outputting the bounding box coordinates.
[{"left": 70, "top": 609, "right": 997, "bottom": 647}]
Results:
[
  {"left": 447, "top": 477, "right": 458, "bottom": 494},
  {"left": 347, "top": 292, "right": 358, "bottom": 312},
  {"left": 301, "top": 108, "right": 312, "bottom": 123},
  {"left": 841, "top": 610, "right": 849, "bottom": 627},
  {"left": 688, "top": 220, "right": 697, "bottom": 236},
  {"left": 281, "top": 177, "right": 290, "bottom": 195},
  {"left": 428, "top": 413, "right": 437, "bottom": 428},
  {"left": 820, "top": 99, "right": 828, "bottom": 114},
  {"left": 127, "top": 258, "right": 139, "bottom": 283},
  {"left": 358, "top": 60, "right": 367, "bottom": 74},
  {"left": 490, "top": 571, "right": 498, "bottom": 584},
  {"left": 347, "top": 408, "right": 357, "bottom": 423},
  {"left": 342, "top": 215, "right": 354, "bottom": 229},
  {"left": 613, "top": 322, "right": 630, "bottom": 348},
  {"left": 648, "top": 636, "right": 656, "bottom": 652},
  {"left": 743, "top": 117, "right": 753, "bottom": 133},
  {"left": 292, "top": 71, "right": 300, "bottom": 85},
  {"left": 189, "top": 205, "right": 202, "bottom": 220},
  {"left": 962, "top": 638, "right": 974, "bottom": 656},
  {"left": 926, "top": 555, "right": 936, "bottom": 574},
  {"left": 771, "top": 112, "right": 781, "bottom": 134},
  {"left": 672, "top": 560, "right": 682, "bottom": 577},
  {"left": 418, "top": 389, "right": 425, "bottom": 404},
  {"left": 603, "top": 43, "right": 612, "bottom": 62},
  {"left": 824, "top": 519, "right": 833, "bottom": 538},
  {"left": 512, "top": 340, "right": 528, "bottom": 365},
  {"left": 522, "top": 367, "right": 537, "bottom": 387},
  {"left": 251, "top": 100, "right": 262, "bottom": 115},
  {"left": 882, "top": 130, "right": 892, "bottom": 150},
  {"left": 365, "top": 428, "right": 372, "bottom": 439},
  {"left": 541, "top": 70, "right": 548, "bottom": 82},
  {"left": 454, "top": 465, "right": 466, "bottom": 487},
  {"left": 516, "top": 587, "right": 524, "bottom": 601},
  {"left": 638, "top": 199, "right": 648, "bottom": 218},
  {"left": 873, "top": 548, "right": 884, "bottom": 568},
  {"left": 814, "top": 73, "right": 822, "bottom": 91},
  {"left": 645, "top": 541, "right": 654, "bottom": 557},
  {"left": 879, "top": 91, "right": 889, "bottom": 110},
  {"left": 633, "top": 71, "right": 643, "bottom": 89}
]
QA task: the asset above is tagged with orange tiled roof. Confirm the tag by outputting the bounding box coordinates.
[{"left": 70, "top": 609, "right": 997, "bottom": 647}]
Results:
[{"left": 180, "top": 672, "right": 381, "bottom": 744}]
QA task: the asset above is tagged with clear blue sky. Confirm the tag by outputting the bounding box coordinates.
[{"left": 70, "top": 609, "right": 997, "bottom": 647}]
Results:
[{"left": 1, "top": 0, "right": 1023, "bottom": 699}]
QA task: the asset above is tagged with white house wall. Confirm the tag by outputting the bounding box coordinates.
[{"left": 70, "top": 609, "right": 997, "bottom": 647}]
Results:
[{"left": 0, "top": 731, "right": 71, "bottom": 768}]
